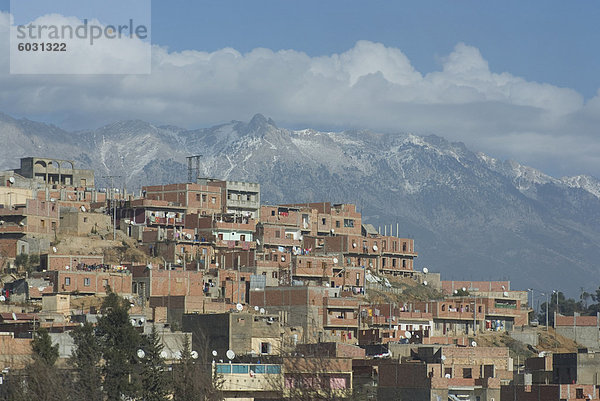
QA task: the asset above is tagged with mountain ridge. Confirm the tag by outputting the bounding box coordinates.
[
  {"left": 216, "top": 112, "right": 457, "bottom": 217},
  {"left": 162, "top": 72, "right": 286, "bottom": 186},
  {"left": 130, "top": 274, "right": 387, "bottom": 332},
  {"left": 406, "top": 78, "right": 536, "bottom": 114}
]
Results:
[{"left": 1, "top": 113, "right": 599, "bottom": 295}]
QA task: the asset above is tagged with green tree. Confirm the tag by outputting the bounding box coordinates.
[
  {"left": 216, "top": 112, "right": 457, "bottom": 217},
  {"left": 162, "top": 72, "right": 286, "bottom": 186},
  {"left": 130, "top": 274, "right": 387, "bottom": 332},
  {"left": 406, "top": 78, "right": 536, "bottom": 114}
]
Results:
[
  {"left": 140, "top": 325, "right": 170, "bottom": 401},
  {"left": 32, "top": 328, "right": 59, "bottom": 366},
  {"left": 96, "top": 290, "right": 143, "bottom": 401},
  {"left": 172, "top": 330, "right": 224, "bottom": 401},
  {"left": 70, "top": 322, "right": 103, "bottom": 401}
]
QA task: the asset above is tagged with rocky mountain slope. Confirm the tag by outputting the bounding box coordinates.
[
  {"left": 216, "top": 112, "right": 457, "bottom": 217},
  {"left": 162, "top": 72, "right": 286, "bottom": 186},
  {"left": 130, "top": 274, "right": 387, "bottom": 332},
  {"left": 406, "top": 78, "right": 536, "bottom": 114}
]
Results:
[{"left": 2, "top": 113, "right": 599, "bottom": 295}]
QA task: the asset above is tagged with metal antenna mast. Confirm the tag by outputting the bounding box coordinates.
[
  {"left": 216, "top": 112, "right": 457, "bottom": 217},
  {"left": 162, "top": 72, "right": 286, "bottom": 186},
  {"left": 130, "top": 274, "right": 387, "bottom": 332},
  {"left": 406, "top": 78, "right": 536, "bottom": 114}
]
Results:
[{"left": 186, "top": 155, "right": 202, "bottom": 183}]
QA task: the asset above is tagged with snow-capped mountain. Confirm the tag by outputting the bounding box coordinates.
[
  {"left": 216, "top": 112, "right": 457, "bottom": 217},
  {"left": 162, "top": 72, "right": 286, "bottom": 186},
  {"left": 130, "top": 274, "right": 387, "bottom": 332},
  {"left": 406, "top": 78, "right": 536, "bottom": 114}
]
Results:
[{"left": 2, "top": 113, "right": 600, "bottom": 295}]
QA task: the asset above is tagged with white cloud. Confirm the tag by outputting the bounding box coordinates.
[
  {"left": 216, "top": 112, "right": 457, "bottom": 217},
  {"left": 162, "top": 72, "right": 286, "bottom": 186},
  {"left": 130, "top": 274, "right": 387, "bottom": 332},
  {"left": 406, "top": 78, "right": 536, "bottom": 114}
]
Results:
[{"left": 0, "top": 11, "right": 598, "bottom": 178}]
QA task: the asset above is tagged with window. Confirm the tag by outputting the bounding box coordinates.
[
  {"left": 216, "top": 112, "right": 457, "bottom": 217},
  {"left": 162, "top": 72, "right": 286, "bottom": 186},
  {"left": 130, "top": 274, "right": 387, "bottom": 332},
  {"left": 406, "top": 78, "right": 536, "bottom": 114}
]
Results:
[
  {"left": 444, "top": 368, "right": 452, "bottom": 378},
  {"left": 271, "top": 210, "right": 275, "bottom": 216},
  {"left": 218, "top": 233, "right": 223, "bottom": 241},
  {"left": 51, "top": 221, "right": 57, "bottom": 230},
  {"left": 252, "top": 365, "right": 266, "bottom": 374},
  {"left": 202, "top": 194, "right": 207, "bottom": 202},
  {"left": 65, "top": 277, "right": 70, "bottom": 286},
  {"left": 211, "top": 197, "right": 216, "bottom": 204},
  {"left": 272, "top": 271, "right": 278, "bottom": 278},
  {"left": 261, "top": 342, "right": 271, "bottom": 354},
  {"left": 232, "top": 365, "right": 249, "bottom": 374},
  {"left": 240, "top": 234, "right": 246, "bottom": 241},
  {"left": 102, "top": 279, "right": 108, "bottom": 288},
  {"left": 196, "top": 194, "right": 200, "bottom": 201},
  {"left": 576, "top": 388, "right": 584, "bottom": 399},
  {"left": 402, "top": 259, "right": 406, "bottom": 268},
  {"left": 84, "top": 278, "right": 91, "bottom": 286},
  {"left": 343, "top": 219, "right": 354, "bottom": 228},
  {"left": 216, "top": 365, "right": 231, "bottom": 374},
  {"left": 335, "top": 220, "right": 340, "bottom": 228},
  {"left": 266, "top": 365, "right": 281, "bottom": 374},
  {"left": 41, "top": 219, "right": 45, "bottom": 228},
  {"left": 275, "top": 230, "right": 281, "bottom": 238},
  {"left": 307, "top": 261, "right": 312, "bottom": 269},
  {"left": 322, "top": 218, "right": 326, "bottom": 225},
  {"left": 462, "top": 368, "right": 472, "bottom": 378},
  {"left": 83, "top": 217, "right": 88, "bottom": 223}
]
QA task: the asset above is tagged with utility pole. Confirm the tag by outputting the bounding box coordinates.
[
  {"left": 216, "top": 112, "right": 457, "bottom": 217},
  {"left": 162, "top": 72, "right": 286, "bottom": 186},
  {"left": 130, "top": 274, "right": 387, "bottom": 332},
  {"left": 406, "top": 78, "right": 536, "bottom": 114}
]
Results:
[{"left": 103, "top": 175, "right": 122, "bottom": 240}]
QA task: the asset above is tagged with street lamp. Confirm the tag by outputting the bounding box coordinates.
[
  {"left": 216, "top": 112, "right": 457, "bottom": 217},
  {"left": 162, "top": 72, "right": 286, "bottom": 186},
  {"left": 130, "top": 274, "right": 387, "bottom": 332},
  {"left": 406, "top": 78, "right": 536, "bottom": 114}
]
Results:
[{"left": 553, "top": 290, "right": 559, "bottom": 317}]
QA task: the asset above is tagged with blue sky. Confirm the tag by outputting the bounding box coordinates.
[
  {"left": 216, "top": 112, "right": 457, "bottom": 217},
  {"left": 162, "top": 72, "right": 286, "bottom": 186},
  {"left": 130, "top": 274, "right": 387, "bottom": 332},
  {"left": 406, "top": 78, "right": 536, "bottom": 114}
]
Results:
[
  {"left": 1, "top": 1, "right": 600, "bottom": 178},
  {"left": 152, "top": 1, "right": 599, "bottom": 98}
]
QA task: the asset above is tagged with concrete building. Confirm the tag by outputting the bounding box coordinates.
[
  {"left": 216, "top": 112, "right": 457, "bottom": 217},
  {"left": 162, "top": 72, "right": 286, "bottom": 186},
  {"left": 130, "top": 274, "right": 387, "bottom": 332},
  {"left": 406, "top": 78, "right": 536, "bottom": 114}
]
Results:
[
  {"left": 378, "top": 345, "right": 512, "bottom": 401},
  {"left": 250, "top": 286, "right": 360, "bottom": 344},
  {"left": 555, "top": 313, "right": 600, "bottom": 350},
  {"left": 13, "top": 157, "right": 94, "bottom": 188},
  {"left": 502, "top": 353, "right": 600, "bottom": 400},
  {"left": 182, "top": 311, "right": 283, "bottom": 359},
  {"left": 0, "top": 199, "right": 59, "bottom": 264},
  {"left": 197, "top": 178, "right": 261, "bottom": 219},
  {"left": 142, "top": 182, "right": 223, "bottom": 215}
]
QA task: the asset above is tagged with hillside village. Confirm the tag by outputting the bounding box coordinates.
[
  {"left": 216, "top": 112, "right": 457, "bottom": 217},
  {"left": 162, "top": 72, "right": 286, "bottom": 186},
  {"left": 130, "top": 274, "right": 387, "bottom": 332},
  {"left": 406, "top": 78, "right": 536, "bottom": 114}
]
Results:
[{"left": 1, "top": 156, "right": 600, "bottom": 401}]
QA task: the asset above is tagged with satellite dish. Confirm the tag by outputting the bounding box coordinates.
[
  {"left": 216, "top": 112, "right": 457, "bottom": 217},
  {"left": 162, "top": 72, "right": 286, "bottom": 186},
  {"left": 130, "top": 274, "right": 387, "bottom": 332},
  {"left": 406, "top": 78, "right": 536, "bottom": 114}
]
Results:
[
  {"left": 471, "top": 341, "right": 477, "bottom": 347},
  {"left": 138, "top": 318, "right": 145, "bottom": 326},
  {"left": 215, "top": 262, "right": 219, "bottom": 267},
  {"left": 0, "top": 220, "right": 4, "bottom": 225},
  {"left": 422, "top": 267, "right": 428, "bottom": 274},
  {"left": 130, "top": 319, "right": 136, "bottom": 326},
  {"left": 160, "top": 350, "right": 168, "bottom": 358},
  {"left": 0, "top": 296, "right": 5, "bottom": 302},
  {"left": 236, "top": 303, "right": 243, "bottom": 312},
  {"left": 333, "top": 257, "right": 338, "bottom": 264},
  {"left": 281, "top": 256, "right": 286, "bottom": 262},
  {"left": 445, "top": 373, "right": 451, "bottom": 379},
  {"left": 212, "top": 350, "right": 218, "bottom": 357},
  {"left": 331, "top": 229, "right": 335, "bottom": 234},
  {"left": 81, "top": 205, "right": 86, "bottom": 212},
  {"left": 454, "top": 290, "right": 458, "bottom": 294},
  {"left": 404, "top": 331, "right": 412, "bottom": 339},
  {"left": 372, "top": 245, "right": 378, "bottom": 251},
  {"left": 191, "top": 351, "right": 199, "bottom": 359},
  {"left": 503, "top": 291, "right": 509, "bottom": 297},
  {"left": 65, "top": 265, "right": 70, "bottom": 270},
  {"left": 226, "top": 350, "right": 235, "bottom": 360},
  {"left": 441, "top": 355, "right": 446, "bottom": 361},
  {"left": 137, "top": 349, "right": 145, "bottom": 359},
  {"left": 423, "top": 281, "right": 428, "bottom": 286},
  {"left": 254, "top": 306, "right": 259, "bottom": 311},
  {"left": 352, "top": 242, "right": 357, "bottom": 248},
  {"left": 186, "top": 233, "right": 192, "bottom": 239},
  {"left": 462, "top": 287, "right": 467, "bottom": 292},
  {"left": 174, "top": 351, "right": 182, "bottom": 359},
  {"left": 19, "top": 222, "right": 25, "bottom": 226},
  {"left": 260, "top": 308, "right": 265, "bottom": 314},
  {"left": 176, "top": 259, "right": 182, "bottom": 264},
  {"left": 8, "top": 177, "right": 15, "bottom": 184},
  {"left": 256, "top": 239, "right": 260, "bottom": 245},
  {"left": 50, "top": 198, "right": 56, "bottom": 202},
  {"left": 52, "top": 247, "right": 57, "bottom": 253}
]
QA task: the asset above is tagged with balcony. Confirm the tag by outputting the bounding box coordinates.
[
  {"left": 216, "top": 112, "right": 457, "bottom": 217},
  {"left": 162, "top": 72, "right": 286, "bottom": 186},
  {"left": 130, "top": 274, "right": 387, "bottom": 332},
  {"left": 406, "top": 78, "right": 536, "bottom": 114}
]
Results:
[
  {"left": 293, "top": 266, "right": 332, "bottom": 278},
  {"left": 0, "top": 225, "right": 26, "bottom": 233},
  {"left": 325, "top": 315, "right": 358, "bottom": 327},
  {"left": 324, "top": 297, "right": 359, "bottom": 309}
]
